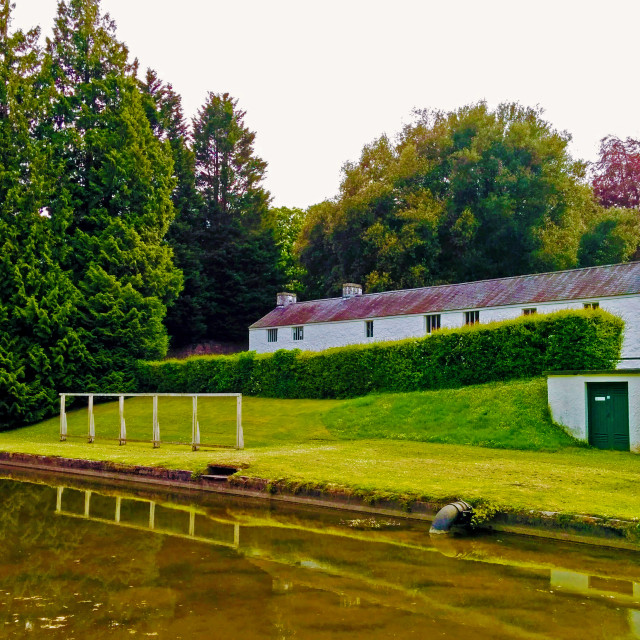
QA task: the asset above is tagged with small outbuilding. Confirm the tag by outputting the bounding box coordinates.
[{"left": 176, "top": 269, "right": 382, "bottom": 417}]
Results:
[{"left": 547, "top": 370, "right": 640, "bottom": 452}]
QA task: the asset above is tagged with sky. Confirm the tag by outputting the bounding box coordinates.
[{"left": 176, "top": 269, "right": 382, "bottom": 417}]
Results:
[{"left": 12, "top": 0, "right": 640, "bottom": 209}]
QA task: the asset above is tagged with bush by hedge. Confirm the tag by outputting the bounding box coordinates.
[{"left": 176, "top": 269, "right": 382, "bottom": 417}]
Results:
[{"left": 135, "top": 309, "right": 624, "bottom": 399}]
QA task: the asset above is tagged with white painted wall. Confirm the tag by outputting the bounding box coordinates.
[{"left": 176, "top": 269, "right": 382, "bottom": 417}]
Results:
[
  {"left": 249, "top": 294, "right": 640, "bottom": 366},
  {"left": 547, "top": 373, "right": 640, "bottom": 452},
  {"left": 249, "top": 314, "right": 425, "bottom": 353},
  {"left": 600, "top": 296, "right": 640, "bottom": 367}
]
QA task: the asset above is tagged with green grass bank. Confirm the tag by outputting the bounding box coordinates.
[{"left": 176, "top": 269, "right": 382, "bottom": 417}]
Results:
[{"left": 1, "top": 378, "right": 639, "bottom": 524}]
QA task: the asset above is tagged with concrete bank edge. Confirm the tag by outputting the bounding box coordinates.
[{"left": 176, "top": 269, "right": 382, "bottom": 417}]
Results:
[{"left": 0, "top": 451, "right": 638, "bottom": 551}]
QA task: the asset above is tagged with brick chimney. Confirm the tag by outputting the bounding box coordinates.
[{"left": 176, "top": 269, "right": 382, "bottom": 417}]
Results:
[
  {"left": 277, "top": 292, "right": 297, "bottom": 307},
  {"left": 342, "top": 283, "right": 362, "bottom": 298}
]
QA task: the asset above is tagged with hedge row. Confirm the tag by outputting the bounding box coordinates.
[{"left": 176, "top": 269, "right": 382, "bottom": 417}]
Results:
[{"left": 135, "top": 309, "right": 624, "bottom": 399}]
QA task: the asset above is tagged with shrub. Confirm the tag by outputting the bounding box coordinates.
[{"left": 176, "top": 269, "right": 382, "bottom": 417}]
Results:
[{"left": 135, "top": 309, "right": 623, "bottom": 399}]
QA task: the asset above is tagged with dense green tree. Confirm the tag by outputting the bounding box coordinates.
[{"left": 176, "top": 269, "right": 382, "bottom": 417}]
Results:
[
  {"left": 42, "top": 0, "right": 182, "bottom": 365},
  {"left": 140, "top": 88, "right": 282, "bottom": 345},
  {"left": 294, "top": 201, "right": 342, "bottom": 299},
  {"left": 298, "top": 102, "right": 590, "bottom": 297},
  {"left": 578, "top": 207, "right": 640, "bottom": 267},
  {"left": 179, "top": 92, "right": 281, "bottom": 343},
  {"left": 407, "top": 103, "right": 588, "bottom": 281},
  {"left": 1, "top": 0, "right": 188, "bottom": 427},
  {"left": 193, "top": 92, "right": 269, "bottom": 224},
  {"left": 583, "top": 136, "right": 640, "bottom": 264},
  {"left": 0, "top": 0, "right": 189, "bottom": 427},
  {"left": 139, "top": 69, "right": 207, "bottom": 345},
  {"left": 263, "top": 206, "right": 307, "bottom": 294},
  {"left": 0, "top": 1, "right": 90, "bottom": 428},
  {"left": 297, "top": 137, "right": 443, "bottom": 297}
]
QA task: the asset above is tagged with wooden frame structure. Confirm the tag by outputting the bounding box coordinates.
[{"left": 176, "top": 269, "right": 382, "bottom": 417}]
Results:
[{"left": 59, "top": 393, "right": 244, "bottom": 450}]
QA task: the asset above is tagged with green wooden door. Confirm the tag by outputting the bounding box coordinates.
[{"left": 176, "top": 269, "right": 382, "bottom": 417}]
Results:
[{"left": 587, "top": 382, "right": 630, "bottom": 451}]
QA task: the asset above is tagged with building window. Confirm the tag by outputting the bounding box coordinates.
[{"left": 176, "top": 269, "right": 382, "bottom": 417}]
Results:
[
  {"left": 267, "top": 328, "right": 278, "bottom": 343},
  {"left": 522, "top": 308, "right": 537, "bottom": 316},
  {"left": 426, "top": 314, "right": 441, "bottom": 334},
  {"left": 292, "top": 326, "right": 304, "bottom": 341},
  {"left": 365, "top": 320, "right": 374, "bottom": 337},
  {"left": 465, "top": 310, "right": 480, "bottom": 325},
  {"left": 584, "top": 302, "right": 600, "bottom": 309}
]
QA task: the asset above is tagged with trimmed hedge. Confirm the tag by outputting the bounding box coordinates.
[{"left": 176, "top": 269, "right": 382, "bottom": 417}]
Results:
[{"left": 135, "top": 309, "right": 624, "bottom": 399}]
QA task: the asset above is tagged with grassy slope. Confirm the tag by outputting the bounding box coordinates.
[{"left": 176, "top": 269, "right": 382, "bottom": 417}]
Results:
[
  {"left": 2, "top": 378, "right": 640, "bottom": 520},
  {"left": 324, "top": 378, "right": 578, "bottom": 450}
]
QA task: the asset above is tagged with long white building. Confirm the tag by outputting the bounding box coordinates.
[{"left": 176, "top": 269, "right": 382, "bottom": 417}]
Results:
[{"left": 249, "top": 262, "right": 640, "bottom": 367}]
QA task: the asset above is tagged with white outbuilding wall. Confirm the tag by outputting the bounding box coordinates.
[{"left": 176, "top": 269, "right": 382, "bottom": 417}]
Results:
[
  {"left": 547, "top": 372, "right": 640, "bottom": 452},
  {"left": 249, "top": 294, "right": 640, "bottom": 368}
]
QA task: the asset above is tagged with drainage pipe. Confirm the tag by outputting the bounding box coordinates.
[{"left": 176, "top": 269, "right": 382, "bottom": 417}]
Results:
[{"left": 429, "top": 500, "right": 473, "bottom": 535}]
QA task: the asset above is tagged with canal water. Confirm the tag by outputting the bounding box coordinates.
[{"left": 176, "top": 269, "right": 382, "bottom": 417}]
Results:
[{"left": 0, "top": 468, "right": 639, "bottom": 639}]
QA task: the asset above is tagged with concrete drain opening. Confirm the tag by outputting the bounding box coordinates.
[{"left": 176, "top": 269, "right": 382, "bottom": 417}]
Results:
[{"left": 202, "top": 465, "right": 239, "bottom": 482}]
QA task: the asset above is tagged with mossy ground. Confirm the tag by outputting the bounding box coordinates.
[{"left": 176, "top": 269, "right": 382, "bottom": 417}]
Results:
[{"left": 2, "top": 378, "right": 640, "bottom": 521}]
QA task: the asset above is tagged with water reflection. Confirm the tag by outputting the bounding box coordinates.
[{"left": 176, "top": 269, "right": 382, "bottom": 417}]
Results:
[
  {"left": 55, "top": 487, "right": 240, "bottom": 549},
  {"left": 0, "top": 467, "right": 639, "bottom": 639}
]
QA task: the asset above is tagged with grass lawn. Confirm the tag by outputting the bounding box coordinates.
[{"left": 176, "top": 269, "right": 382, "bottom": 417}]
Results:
[
  {"left": 1, "top": 378, "right": 640, "bottom": 521},
  {"left": 324, "top": 378, "right": 578, "bottom": 450}
]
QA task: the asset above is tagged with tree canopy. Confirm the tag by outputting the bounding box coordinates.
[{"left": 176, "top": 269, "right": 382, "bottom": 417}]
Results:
[
  {"left": 297, "top": 102, "right": 597, "bottom": 298},
  {"left": 578, "top": 207, "right": 640, "bottom": 267},
  {"left": 0, "top": 0, "right": 183, "bottom": 427},
  {"left": 592, "top": 136, "right": 640, "bottom": 210},
  {"left": 142, "top": 90, "right": 282, "bottom": 346},
  {"left": 42, "top": 0, "right": 182, "bottom": 360},
  {"left": 263, "top": 206, "right": 307, "bottom": 294},
  {"left": 576, "top": 135, "right": 640, "bottom": 267},
  {"left": 139, "top": 69, "right": 207, "bottom": 345},
  {"left": 0, "top": 1, "right": 91, "bottom": 428}
]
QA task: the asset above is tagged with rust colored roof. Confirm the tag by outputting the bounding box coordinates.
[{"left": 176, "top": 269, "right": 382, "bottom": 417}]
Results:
[{"left": 250, "top": 262, "right": 640, "bottom": 329}]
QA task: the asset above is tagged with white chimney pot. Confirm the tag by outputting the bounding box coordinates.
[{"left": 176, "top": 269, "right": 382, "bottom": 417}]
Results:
[
  {"left": 277, "top": 292, "right": 297, "bottom": 307},
  {"left": 342, "top": 283, "right": 362, "bottom": 298}
]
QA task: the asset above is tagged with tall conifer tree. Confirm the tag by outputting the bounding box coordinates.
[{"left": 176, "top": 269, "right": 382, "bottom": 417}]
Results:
[
  {"left": 0, "top": 1, "right": 89, "bottom": 428},
  {"left": 140, "top": 69, "right": 208, "bottom": 344},
  {"left": 41, "top": 0, "right": 182, "bottom": 373},
  {"left": 188, "top": 92, "right": 281, "bottom": 344}
]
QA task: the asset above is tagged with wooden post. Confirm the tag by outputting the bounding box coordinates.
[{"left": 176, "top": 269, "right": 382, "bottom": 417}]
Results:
[
  {"left": 189, "top": 508, "right": 195, "bottom": 537},
  {"left": 149, "top": 502, "right": 155, "bottom": 529},
  {"left": 192, "top": 396, "right": 199, "bottom": 451},
  {"left": 236, "top": 395, "right": 244, "bottom": 449},
  {"left": 59, "top": 395, "right": 67, "bottom": 442},
  {"left": 88, "top": 395, "right": 95, "bottom": 443},
  {"left": 152, "top": 395, "right": 159, "bottom": 448},
  {"left": 115, "top": 496, "right": 121, "bottom": 523},
  {"left": 56, "top": 486, "right": 63, "bottom": 513},
  {"left": 234, "top": 522, "right": 240, "bottom": 548},
  {"left": 119, "top": 395, "right": 126, "bottom": 445},
  {"left": 84, "top": 490, "right": 91, "bottom": 518}
]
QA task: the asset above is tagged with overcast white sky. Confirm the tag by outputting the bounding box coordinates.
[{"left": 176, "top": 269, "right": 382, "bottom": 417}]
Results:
[{"left": 12, "top": 0, "right": 640, "bottom": 209}]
